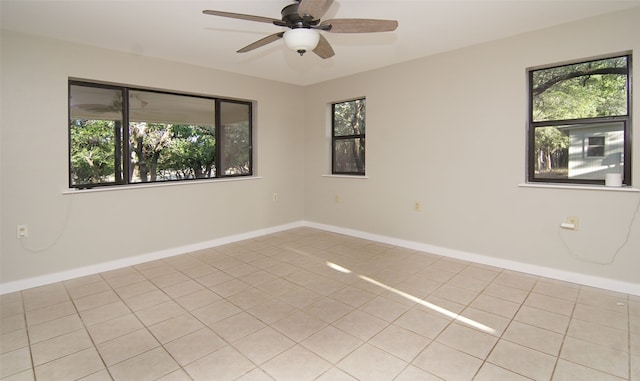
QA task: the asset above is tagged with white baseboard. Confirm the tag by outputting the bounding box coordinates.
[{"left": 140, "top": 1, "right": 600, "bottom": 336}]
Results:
[
  {"left": 0, "top": 221, "right": 304, "bottom": 294},
  {"left": 2, "top": 220, "right": 638, "bottom": 296},
  {"left": 302, "top": 221, "right": 640, "bottom": 296}
]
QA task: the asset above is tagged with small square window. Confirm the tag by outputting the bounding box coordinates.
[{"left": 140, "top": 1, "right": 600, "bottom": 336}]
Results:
[{"left": 586, "top": 136, "right": 605, "bottom": 157}]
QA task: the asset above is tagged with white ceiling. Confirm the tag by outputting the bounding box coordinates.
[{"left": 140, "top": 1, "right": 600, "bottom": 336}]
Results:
[{"left": 2, "top": 0, "right": 639, "bottom": 86}]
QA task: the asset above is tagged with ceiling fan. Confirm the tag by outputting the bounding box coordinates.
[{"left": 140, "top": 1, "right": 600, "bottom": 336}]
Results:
[{"left": 202, "top": 0, "right": 398, "bottom": 59}]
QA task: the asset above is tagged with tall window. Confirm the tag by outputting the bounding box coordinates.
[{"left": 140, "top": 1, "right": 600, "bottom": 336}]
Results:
[
  {"left": 528, "top": 54, "right": 631, "bottom": 185},
  {"left": 332, "top": 98, "right": 365, "bottom": 175},
  {"left": 69, "top": 81, "right": 252, "bottom": 188}
]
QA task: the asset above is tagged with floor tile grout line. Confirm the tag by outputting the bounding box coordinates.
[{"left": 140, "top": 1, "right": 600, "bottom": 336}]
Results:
[
  {"left": 420, "top": 268, "right": 507, "bottom": 381},
  {"left": 224, "top": 236, "right": 366, "bottom": 379},
  {"left": 553, "top": 290, "right": 632, "bottom": 380},
  {"left": 233, "top": 242, "right": 422, "bottom": 379},
  {"left": 456, "top": 268, "right": 507, "bottom": 381},
  {"left": 29, "top": 278, "right": 111, "bottom": 380},
  {"left": 337, "top": 258, "right": 483, "bottom": 379},
  {"left": 76, "top": 266, "right": 192, "bottom": 379},
  {"left": 106, "top": 254, "right": 262, "bottom": 379},
  {"left": 548, "top": 280, "right": 579, "bottom": 381},
  {"left": 498, "top": 278, "right": 557, "bottom": 380},
  {"left": 135, "top": 259, "right": 258, "bottom": 378},
  {"left": 19, "top": 289, "right": 37, "bottom": 381},
  {"left": 151, "top": 246, "right": 344, "bottom": 379},
  {"left": 628, "top": 295, "right": 632, "bottom": 381},
  {"left": 72, "top": 271, "right": 145, "bottom": 380}
]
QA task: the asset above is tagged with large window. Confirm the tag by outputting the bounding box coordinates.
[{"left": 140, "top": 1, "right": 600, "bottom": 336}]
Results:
[
  {"left": 69, "top": 81, "right": 252, "bottom": 188},
  {"left": 528, "top": 54, "right": 631, "bottom": 185},
  {"left": 332, "top": 98, "right": 366, "bottom": 175}
]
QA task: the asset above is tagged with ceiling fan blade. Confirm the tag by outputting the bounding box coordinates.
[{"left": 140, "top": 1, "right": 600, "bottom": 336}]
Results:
[
  {"left": 313, "top": 34, "right": 335, "bottom": 59},
  {"left": 321, "top": 18, "right": 398, "bottom": 33},
  {"left": 298, "top": 0, "right": 334, "bottom": 20},
  {"left": 237, "top": 32, "right": 284, "bottom": 53},
  {"left": 202, "top": 10, "right": 280, "bottom": 25}
]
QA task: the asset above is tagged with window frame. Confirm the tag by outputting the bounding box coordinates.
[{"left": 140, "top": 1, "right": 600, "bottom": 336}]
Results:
[
  {"left": 331, "top": 97, "right": 366, "bottom": 176},
  {"left": 68, "top": 80, "right": 253, "bottom": 189},
  {"left": 526, "top": 53, "right": 632, "bottom": 186}
]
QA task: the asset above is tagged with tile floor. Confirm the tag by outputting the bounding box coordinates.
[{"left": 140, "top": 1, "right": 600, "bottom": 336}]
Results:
[{"left": 1, "top": 227, "right": 639, "bottom": 381}]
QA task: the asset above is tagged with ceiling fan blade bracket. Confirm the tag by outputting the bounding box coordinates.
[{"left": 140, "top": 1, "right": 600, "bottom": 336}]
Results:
[{"left": 310, "top": 23, "right": 332, "bottom": 31}]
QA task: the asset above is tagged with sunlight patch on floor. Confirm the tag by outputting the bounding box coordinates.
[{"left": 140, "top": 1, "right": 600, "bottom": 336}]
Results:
[
  {"left": 326, "top": 261, "right": 352, "bottom": 274},
  {"left": 325, "top": 261, "right": 496, "bottom": 334}
]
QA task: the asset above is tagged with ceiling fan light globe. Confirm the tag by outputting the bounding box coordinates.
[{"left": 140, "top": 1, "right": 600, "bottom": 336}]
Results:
[{"left": 283, "top": 29, "right": 320, "bottom": 56}]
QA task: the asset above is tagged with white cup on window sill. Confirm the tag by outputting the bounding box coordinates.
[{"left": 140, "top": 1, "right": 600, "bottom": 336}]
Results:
[{"left": 605, "top": 173, "right": 623, "bottom": 187}]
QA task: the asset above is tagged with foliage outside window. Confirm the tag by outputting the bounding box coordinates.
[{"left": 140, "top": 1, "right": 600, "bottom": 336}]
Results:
[
  {"left": 69, "top": 81, "right": 252, "bottom": 188},
  {"left": 332, "top": 98, "right": 365, "bottom": 175},
  {"left": 528, "top": 54, "right": 631, "bottom": 185}
]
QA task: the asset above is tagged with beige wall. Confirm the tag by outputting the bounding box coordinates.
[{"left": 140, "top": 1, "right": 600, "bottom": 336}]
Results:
[
  {"left": 303, "top": 8, "right": 640, "bottom": 286},
  {"left": 2, "top": 7, "right": 639, "bottom": 291},
  {"left": 1, "top": 31, "right": 306, "bottom": 284}
]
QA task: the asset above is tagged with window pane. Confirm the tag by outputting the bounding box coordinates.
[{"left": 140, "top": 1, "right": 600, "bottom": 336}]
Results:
[
  {"left": 128, "top": 91, "right": 216, "bottom": 182},
  {"left": 531, "top": 56, "right": 628, "bottom": 122},
  {"left": 533, "top": 126, "right": 569, "bottom": 179},
  {"left": 221, "top": 102, "right": 251, "bottom": 176},
  {"left": 69, "top": 85, "right": 123, "bottom": 186},
  {"left": 333, "top": 99, "right": 365, "bottom": 136},
  {"left": 333, "top": 138, "right": 365, "bottom": 174},
  {"left": 534, "top": 122, "right": 624, "bottom": 181}
]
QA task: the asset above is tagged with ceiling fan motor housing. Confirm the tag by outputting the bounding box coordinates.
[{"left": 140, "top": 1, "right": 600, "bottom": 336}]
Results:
[{"left": 280, "top": 2, "right": 319, "bottom": 29}]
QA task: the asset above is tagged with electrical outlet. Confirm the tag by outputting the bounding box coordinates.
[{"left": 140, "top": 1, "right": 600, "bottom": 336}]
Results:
[
  {"left": 334, "top": 194, "right": 340, "bottom": 203},
  {"left": 16, "top": 225, "right": 28, "bottom": 239},
  {"left": 414, "top": 201, "right": 422, "bottom": 212},
  {"left": 567, "top": 216, "right": 579, "bottom": 230},
  {"left": 272, "top": 193, "right": 279, "bottom": 202}
]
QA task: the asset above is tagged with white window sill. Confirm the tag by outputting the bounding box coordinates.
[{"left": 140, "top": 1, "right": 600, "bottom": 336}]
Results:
[
  {"left": 63, "top": 176, "right": 262, "bottom": 195},
  {"left": 518, "top": 183, "right": 639, "bottom": 192},
  {"left": 322, "top": 174, "right": 369, "bottom": 179}
]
